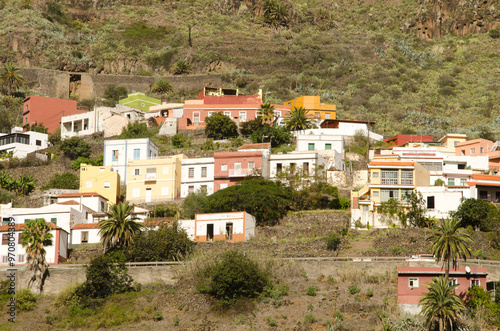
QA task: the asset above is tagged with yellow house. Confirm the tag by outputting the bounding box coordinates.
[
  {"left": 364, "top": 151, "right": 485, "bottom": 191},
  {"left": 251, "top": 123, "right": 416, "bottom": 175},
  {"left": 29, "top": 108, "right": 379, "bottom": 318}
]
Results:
[
  {"left": 283, "top": 96, "right": 336, "bottom": 120},
  {"left": 436, "top": 134, "right": 468, "bottom": 155},
  {"left": 80, "top": 164, "right": 121, "bottom": 204},
  {"left": 352, "top": 160, "right": 430, "bottom": 215},
  {"left": 125, "top": 154, "right": 186, "bottom": 204}
]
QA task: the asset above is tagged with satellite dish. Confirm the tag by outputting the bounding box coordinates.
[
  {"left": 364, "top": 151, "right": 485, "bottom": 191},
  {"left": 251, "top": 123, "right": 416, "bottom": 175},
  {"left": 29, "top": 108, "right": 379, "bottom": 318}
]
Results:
[{"left": 465, "top": 266, "right": 471, "bottom": 273}]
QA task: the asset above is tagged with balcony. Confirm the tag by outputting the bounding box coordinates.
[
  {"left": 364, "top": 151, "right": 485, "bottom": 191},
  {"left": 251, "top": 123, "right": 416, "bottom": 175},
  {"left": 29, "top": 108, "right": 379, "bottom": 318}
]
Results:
[
  {"left": 228, "top": 168, "right": 253, "bottom": 177},
  {"left": 144, "top": 174, "right": 157, "bottom": 181}
]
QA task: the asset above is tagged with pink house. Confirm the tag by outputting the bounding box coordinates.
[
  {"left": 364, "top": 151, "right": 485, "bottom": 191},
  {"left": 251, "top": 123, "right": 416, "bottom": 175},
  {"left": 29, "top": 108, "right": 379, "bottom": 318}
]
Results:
[
  {"left": 213, "top": 150, "right": 265, "bottom": 192},
  {"left": 384, "top": 134, "right": 434, "bottom": 147},
  {"left": 178, "top": 86, "right": 290, "bottom": 129},
  {"left": 23, "top": 96, "right": 88, "bottom": 133},
  {"left": 455, "top": 138, "right": 500, "bottom": 172},
  {"left": 398, "top": 266, "right": 487, "bottom": 305}
]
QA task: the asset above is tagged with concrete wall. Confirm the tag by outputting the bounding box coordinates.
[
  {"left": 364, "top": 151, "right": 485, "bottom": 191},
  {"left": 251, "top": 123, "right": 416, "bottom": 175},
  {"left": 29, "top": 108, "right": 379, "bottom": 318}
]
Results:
[{"left": 21, "top": 68, "right": 222, "bottom": 100}]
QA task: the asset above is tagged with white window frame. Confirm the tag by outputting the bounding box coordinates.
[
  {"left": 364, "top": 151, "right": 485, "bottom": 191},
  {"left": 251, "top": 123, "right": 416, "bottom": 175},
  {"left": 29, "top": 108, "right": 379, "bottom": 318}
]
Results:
[
  {"left": 408, "top": 278, "right": 419, "bottom": 288},
  {"left": 161, "top": 187, "right": 169, "bottom": 196},
  {"left": 134, "top": 168, "right": 141, "bottom": 176},
  {"left": 221, "top": 164, "right": 228, "bottom": 171},
  {"left": 471, "top": 279, "right": 480, "bottom": 287},
  {"left": 224, "top": 111, "right": 231, "bottom": 118},
  {"left": 132, "top": 188, "right": 140, "bottom": 198},
  {"left": 86, "top": 180, "right": 92, "bottom": 188},
  {"left": 163, "top": 167, "right": 169, "bottom": 175},
  {"left": 239, "top": 111, "right": 247, "bottom": 122},
  {"left": 104, "top": 182, "right": 110, "bottom": 189}
]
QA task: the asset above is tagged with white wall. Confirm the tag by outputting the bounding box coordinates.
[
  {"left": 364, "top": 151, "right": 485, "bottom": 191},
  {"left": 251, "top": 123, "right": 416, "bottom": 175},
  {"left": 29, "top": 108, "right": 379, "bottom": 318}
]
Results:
[
  {"left": 71, "top": 228, "right": 101, "bottom": 245},
  {"left": 268, "top": 152, "right": 327, "bottom": 179},
  {"left": 0, "top": 131, "right": 49, "bottom": 158},
  {"left": 417, "top": 187, "right": 463, "bottom": 219},
  {"left": 61, "top": 112, "right": 95, "bottom": 139},
  {"left": 244, "top": 212, "right": 256, "bottom": 240},
  {"left": 180, "top": 158, "right": 214, "bottom": 198}
]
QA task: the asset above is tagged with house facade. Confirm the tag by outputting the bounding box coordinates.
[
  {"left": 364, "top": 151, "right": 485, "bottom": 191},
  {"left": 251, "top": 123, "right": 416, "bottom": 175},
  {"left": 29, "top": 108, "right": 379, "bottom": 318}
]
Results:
[
  {"left": 23, "top": 95, "right": 87, "bottom": 133},
  {"left": 0, "top": 222, "right": 68, "bottom": 265},
  {"left": 295, "top": 133, "right": 344, "bottom": 170},
  {"left": 384, "top": 134, "right": 434, "bottom": 146},
  {"left": 319, "top": 120, "right": 383, "bottom": 141},
  {"left": 283, "top": 96, "right": 336, "bottom": 120},
  {"left": 79, "top": 164, "right": 121, "bottom": 204},
  {"left": 398, "top": 266, "right": 487, "bottom": 314},
  {"left": 467, "top": 174, "right": 500, "bottom": 203},
  {"left": 268, "top": 152, "right": 328, "bottom": 188},
  {"left": 0, "top": 128, "right": 48, "bottom": 158},
  {"left": 103, "top": 138, "right": 159, "bottom": 183},
  {"left": 125, "top": 154, "right": 185, "bottom": 203},
  {"left": 213, "top": 150, "right": 266, "bottom": 192},
  {"left": 351, "top": 161, "right": 430, "bottom": 228},
  {"left": 180, "top": 157, "right": 215, "bottom": 198},
  {"left": 57, "top": 192, "right": 110, "bottom": 214},
  {"left": 178, "top": 211, "right": 256, "bottom": 242}
]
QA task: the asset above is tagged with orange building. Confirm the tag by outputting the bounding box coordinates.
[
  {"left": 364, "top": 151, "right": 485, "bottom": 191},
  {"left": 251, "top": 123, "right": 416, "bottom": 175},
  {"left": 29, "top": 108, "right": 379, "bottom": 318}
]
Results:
[{"left": 23, "top": 96, "right": 88, "bottom": 133}]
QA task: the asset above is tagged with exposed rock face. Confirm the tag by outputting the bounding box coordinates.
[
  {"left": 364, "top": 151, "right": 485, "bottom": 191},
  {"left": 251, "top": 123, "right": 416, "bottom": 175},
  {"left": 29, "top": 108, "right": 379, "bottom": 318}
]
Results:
[{"left": 407, "top": 0, "right": 500, "bottom": 39}]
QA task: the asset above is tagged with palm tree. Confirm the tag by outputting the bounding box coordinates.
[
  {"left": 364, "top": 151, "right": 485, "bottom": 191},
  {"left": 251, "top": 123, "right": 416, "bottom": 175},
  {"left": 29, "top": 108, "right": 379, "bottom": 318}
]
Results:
[
  {"left": 0, "top": 62, "right": 24, "bottom": 95},
  {"left": 258, "top": 103, "right": 275, "bottom": 125},
  {"left": 98, "top": 201, "right": 144, "bottom": 252},
  {"left": 151, "top": 78, "right": 173, "bottom": 95},
  {"left": 170, "top": 59, "right": 191, "bottom": 75},
  {"left": 15, "top": 174, "right": 37, "bottom": 196},
  {"left": 420, "top": 276, "right": 465, "bottom": 331},
  {"left": 428, "top": 218, "right": 473, "bottom": 278},
  {"left": 283, "top": 107, "right": 316, "bottom": 133},
  {"left": 20, "top": 219, "right": 53, "bottom": 294}
]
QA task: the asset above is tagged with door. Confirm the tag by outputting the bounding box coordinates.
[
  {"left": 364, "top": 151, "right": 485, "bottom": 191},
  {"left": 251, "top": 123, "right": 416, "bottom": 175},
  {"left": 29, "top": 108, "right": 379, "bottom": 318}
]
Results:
[
  {"left": 193, "top": 113, "right": 200, "bottom": 126},
  {"left": 234, "top": 162, "right": 241, "bottom": 176},
  {"left": 226, "top": 223, "right": 233, "bottom": 241},
  {"left": 145, "top": 188, "right": 152, "bottom": 203},
  {"left": 207, "top": 224, "right": 214, "bottom": 241}
]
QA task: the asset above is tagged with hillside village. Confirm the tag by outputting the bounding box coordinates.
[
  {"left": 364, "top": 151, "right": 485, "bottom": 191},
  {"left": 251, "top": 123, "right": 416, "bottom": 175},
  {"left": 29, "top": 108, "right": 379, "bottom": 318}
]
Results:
[{"left": 1, "top": 0, "right": 500, "bottom": 329}]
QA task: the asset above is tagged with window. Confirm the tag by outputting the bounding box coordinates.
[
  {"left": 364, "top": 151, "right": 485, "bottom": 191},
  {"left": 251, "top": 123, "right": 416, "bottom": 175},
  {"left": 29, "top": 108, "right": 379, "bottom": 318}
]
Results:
[
  {"left": 470, "top": 148, "right": 475, "bottom": 155},
  {"left": 460, "top": 178, "right": 467, "bottom": 186},
  {"left": 36, "top": 140, "right": 41, "bottom": 146},
  {"left": 401, "top": 170, "right": 413, "bottom": 185},
  {"left": 161, "top": 187, "right": 169, "bottom": 196},
  {"left": 308, "top": 143, "right": 315, "bottom": 151},
  {"left": 381, "top": 170, "right": 398, "bottom": 184},
  {"left": 380, "top": 189, "right": 399, "bottom": 202},
  {"left": 479, "top": 190, "right": 488, "bottom": 200},
  {"left": 480, "top": 147, "right": 484, "bottom": 153},
  {"left": 18, "top": 254, "right": 24, "bottom": 263},
  {"left": 188, "top": 186, "right": 194, "bottom": 193},
  {"left": 457, "top": 163, "right": 466, "bottom": 170},
  {"left": 81, "top": 167, "right": 86, "bottom": 171},
  {"left": 303, "top": 162, "right": 309, "bottom": 175},
  {"left": 372, "top": 172, "right": 379, "bottom": 179},
  {"left": 201, "top": 185, "right": 207, "bottom": 191},
  {"left": 274, "top": 111, "right": 281, "bottom": 118},
  {"left": 401, "top": 189, "right": 413, "bottom": 202},
  {"left": 315, "top": 112, "right": 320, "bottom": 118},
  {"left": 221, "top": 164, "right": 228, "bottom": 171},
  {"left": 2, "top": 218, "right": 9, "bottom": 225},
  {"left": 101, "top": 201, "right": 106, "bottom": 212},
  {"left": 471, "top": 279, "right": 480, "bottom": 287},
  {"left": 362, "top": 205, "right": 369, "bottom": 211},
  {"left": 373, "top": 191, "right": 379, "bottom": 197},
  {"left": 81, "top": 231, "right": 89, "bottom": 244},
  {"left": 201, "top": 167, "right": 207, "bottom": 177},
  {"left": 420, "top": 162, "right": 442, "bottom": 172},
  {"left": 163, "top": 167, "right": 169, "bottom": 175},
  {"left": 448, "top": 178, "right": 455, "bottom": 186},
  {"left": 325, "top": 143, "right": 332, "bottom": 150},
  {"left": 409, "top": 278, "right": 419, "bottom": 288},
  {"left": 427, "top": 196, "right": 435, "bottom": 209},
  {"left": 276, "top": 163, "right": 282, "bottom": 173},
  {"left": 104, "top": 182, "right": 110, "bottom": 188},
  {"left": 51, "top": 218, "right": 57, "bottom": 225},
  {"left": 461, "top": 150, "right": 465, "bottom": 155},
  {"left": 133, "top": 149, "right": 140, "bottom": 160},
  {"left": 325, "top": 113, "right": 330, "bottom": 119},
  {"left": 132, "top": 188, "right": 140, "bottom": 198},
  {"left": 248, "top": 162, "right": 255, "bottom": 170},
  {"left": 188, "top": 167, "right": 194, "bottom": 178},
  {"left": 146, "top": 168, "right": 156, "bottom": 179},
  {"left": 224, "top": 111, "right": 231, "bottom": 117},
  {"left": 112, "top": 150, "right": 118, "bottom": 161},
  {"left": 449, "top": 278, "right": 458, "bottom": 286},
  {"left": 2, "top": 234, "right": 9, "bottom": 245},
  {"left": 134, "top": 169, "right": 140, "bottom": 176},
  {"left": 290, "top": 163, "right": 296, "bottom": 174},
  {"left": 239, "top": 111, "right": 247, "bottom": 122},
  {"left": 220, "top": 183, "right": 228, "bottom": 190},
  {"left": 454, "top": 141, "right": 459, "bottom": 146},
  {"left": 86, "top": 180, "right": 92, "bottom": 188},
  {"left": 208, "top": 111, "right": 215, "bottom": 117}
]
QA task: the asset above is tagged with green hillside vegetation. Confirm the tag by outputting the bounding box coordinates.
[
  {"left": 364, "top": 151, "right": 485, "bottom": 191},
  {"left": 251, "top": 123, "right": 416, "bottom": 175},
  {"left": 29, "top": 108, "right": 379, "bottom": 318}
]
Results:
[{"left": 0, "top": 0, "right": 499, "bottom": 138}]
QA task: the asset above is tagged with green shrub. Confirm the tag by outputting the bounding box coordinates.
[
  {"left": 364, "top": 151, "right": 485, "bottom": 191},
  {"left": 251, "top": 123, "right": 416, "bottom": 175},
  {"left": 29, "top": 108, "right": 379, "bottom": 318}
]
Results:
[
  {"left": 329, "top": 197, "right": 350, "bottom": 209},
  {"left": 325, "top": 232, "right": 341, "bottom": 251},
  {"left": 304, "top": 313, "right": 316, "bottom": 324},
  {"left": 119, "top": 123, "right": 155, "bottom": 139},
  {"left": 60, "top": 137, "right": 91, "bottom": 160},
  {"left": 266, "top": 317, "right": 277, "bottom": 326},
  {"left": 489, "top": 28, "right": 500, "bottom": 39},
  {"left": 205, "top": 112, "right": 238, "bottom": 140},
  {"left": 366, "top": 289, "right": 374, "bottom": 297},
  {"left": 348, "top": 285, "right": 361, "bottom": 295},
  {"left": 103, "top": 85, "right": 127, "bottom": 107},
  {"left": 333, "top": 309, "right": 344, "bottom": 321},
  {"left": 71, "top": 155, "right": 103, "bottom": 170},
  {"left": 43, "top": 172, "right": 79, "bottom": 189},
  {"left": 0, "top": 187, "right": 15, "bottom": 203},
  {"left": 197, "top": 251, "right": 271, "bottom": 307},
  {"left": 15, "top": 289, "right": 37, "bottom": 311},
  {"left": 150, "top": 204, "right": 178, "bottom": 218},
  {"left": 306, "top": 285, "right": 320, "bottom": 296},
  {"left": 49, "top": 126, "right": 61, "bottom": 146},
  {"left": 152, "top": 311, "right": 163, "bottom": 321},
  {"left": 171, "top": 134, "right": 187, "bottom": 148},
  {"left": 173, "top": 316, "right": 180, "bottom": 325}
]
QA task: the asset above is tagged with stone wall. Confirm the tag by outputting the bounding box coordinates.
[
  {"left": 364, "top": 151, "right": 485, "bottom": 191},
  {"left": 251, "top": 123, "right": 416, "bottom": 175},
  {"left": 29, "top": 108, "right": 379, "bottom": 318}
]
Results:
[{"left": 21, "top": 68, "right": 222, "bottom": 100}]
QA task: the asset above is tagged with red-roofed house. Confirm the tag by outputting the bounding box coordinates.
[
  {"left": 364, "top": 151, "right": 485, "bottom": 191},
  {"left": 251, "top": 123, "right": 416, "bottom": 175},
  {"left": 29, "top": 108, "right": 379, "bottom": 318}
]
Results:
[
  {"left": 23, "top": 96, "right": 88, "bottom": 133},
  {"left": 351, "top": 159, "right": 430, "bottom": 228},
  {"left": 214, "top": 150, "right": 267, "bottom": 192},
  {"left": 467, "top": 174, "right": 500, "bottom": 203},
  {"left": 0, "top": 222, "right": 68, "bottom": 265},
  {"left": 398, "top": 266, "right": 487, "bottom": 314},
  {"left": 57, "top": 192, "right": 109, "bottom": 214},
  {"left": 384, "top": 134, "right": 434, "bottom": 147}
]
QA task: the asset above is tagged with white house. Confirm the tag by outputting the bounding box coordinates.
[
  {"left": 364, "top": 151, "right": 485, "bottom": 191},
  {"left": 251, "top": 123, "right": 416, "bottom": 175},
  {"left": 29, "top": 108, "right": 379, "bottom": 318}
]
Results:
[
  {"left": 56, "top": 192, "right": 109, "bottom": 214},
  {"left": 178, "top": 211, "right": 256, "bottom": 242},
  {"left": 0, "top": 128, "right": 48, "bottom": 158},
  {"left": 180, "top": 157, "right": 215, "bottom": 198},
  {"left": 268, "top": 152, "right": 328, "bottom": 187},
  {"left": 417, "top": 186, "right": 464, "bottom": 220},
  {"left": 146, "top": 103, "right": 184, "bottom": 119},
  {"left": 319, "top": 119, "right": 383, "bottom": 141},
  {"left": 103, "top": 138, "right": 159, "bottom": 183},
  {"left": 295, "top": 133, "right": 345, "bottom": 170},
  {"left": 0, "top": 222, "right": 68, "bottom": 265}
]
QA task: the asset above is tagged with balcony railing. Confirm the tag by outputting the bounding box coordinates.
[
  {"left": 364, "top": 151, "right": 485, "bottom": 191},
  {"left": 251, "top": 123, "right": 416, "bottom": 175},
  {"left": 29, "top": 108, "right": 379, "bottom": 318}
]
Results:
[
  {"left": 228, "top": 168, "right": 253, "bottom": 177},
  {"left": 144, "top": 174, "right": 157, "bottom": 181}
]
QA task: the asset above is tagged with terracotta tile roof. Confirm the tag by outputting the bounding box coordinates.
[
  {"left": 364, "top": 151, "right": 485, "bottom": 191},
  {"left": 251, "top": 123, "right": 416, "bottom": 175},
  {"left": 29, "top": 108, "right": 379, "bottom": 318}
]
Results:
[
  {"left": 154, "top": 117, "right": 167, "bottom": 125},
  {"left": 369, "top": 161, "right": 415, "bottom": 166},
  {"left": 471, "top": 174, "right": 500, "bottom": 181},
  {"left": 57, "top": 192, "right": 107, "bottom": 200},
  {"left": 72, "top": 223, "right": 100, "bottom": 230},
  {"left": 238, "top": 143, "right": 271, "bottom": 150},
  {"left": 0, "top": 222, "right": 59, "bottom": 232},
  {"left": 57, "top": 200, "right": 80, "bottom": 205},
  {"left": 467, "top": 181, "right": 500, "bottom": 187}
]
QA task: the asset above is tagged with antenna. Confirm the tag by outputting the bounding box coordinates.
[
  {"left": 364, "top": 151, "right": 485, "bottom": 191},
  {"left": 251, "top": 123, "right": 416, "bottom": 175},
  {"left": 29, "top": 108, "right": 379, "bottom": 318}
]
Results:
[{"left": 465, "top": 266, "right": 471, "bottom": 273}]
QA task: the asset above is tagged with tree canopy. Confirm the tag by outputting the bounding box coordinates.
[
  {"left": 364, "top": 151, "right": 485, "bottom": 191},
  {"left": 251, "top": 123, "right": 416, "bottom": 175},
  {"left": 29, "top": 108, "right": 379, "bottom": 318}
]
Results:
[
  {"left": 452, "top": 198, "right": 500, "bottom": 231},
  {"left": 99, "top": 202, "right": 144, "bottom": 252},
  {"left": 204, "top": 112, "right": 238, "bottom": 140}
]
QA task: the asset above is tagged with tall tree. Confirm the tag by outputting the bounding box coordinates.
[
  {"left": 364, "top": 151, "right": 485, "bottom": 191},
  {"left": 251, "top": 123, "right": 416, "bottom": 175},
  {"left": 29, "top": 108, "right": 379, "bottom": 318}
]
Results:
[
  {"left": 428, "top": 218, "right": 474, "bottom": 278},
  {"left": 20, "top": 219, "right": 53, "bottom": 294},
  {"left": 420, "top": 276, "right": 465, "bottom": 331},
  {"left": 257, "top": 103, "right": 276, "bottom": 125},
  {"left": 99, "top": 202, "right": 144, "bottom": 252},
  {"left": 283, "top": 107, "right": 316, "bottom": 132},
  {"left": 0, "top": 62, "right": 24, "bottom": 95},
  {"left": 204, "top": 111, "right": 238, "bottom": 139},
  {"left": 150, "top": 78, "right": 173, "bottom": 95}
]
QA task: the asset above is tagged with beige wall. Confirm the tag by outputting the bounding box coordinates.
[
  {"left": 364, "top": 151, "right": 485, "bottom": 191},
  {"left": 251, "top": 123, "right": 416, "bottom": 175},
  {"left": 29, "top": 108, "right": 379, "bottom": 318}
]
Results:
[{"left": 80, "top": 164, "right": 121, "bottom": 204}]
